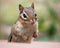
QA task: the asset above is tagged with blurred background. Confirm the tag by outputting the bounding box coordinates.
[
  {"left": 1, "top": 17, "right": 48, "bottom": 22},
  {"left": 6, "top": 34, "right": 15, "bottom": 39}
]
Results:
[{"left": 0, "top": 0, "right": 60, "bottom": 41}]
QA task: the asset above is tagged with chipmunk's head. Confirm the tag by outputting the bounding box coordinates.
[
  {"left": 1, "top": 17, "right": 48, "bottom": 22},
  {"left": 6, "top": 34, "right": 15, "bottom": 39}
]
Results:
[{"left": 19, "top": 3, "right": 37, "bottom": 25}]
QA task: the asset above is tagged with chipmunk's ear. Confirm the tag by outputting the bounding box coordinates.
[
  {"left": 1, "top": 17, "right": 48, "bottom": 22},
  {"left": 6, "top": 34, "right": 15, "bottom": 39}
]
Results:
[
  {"left": 31, "top": 3, "right": 34, "bottom": 9},
  {"left": 19, "top": 4, "right": 24, "bottom": 13}
]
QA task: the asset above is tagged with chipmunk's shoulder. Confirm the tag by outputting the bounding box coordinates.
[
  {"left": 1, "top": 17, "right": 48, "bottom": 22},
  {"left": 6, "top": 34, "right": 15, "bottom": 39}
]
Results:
[
  {"left": 16, "top": 21, "right": 23, "bottom": 27},
  {"left": 12, "top": 21, "right": 23, "bottom": 31}
]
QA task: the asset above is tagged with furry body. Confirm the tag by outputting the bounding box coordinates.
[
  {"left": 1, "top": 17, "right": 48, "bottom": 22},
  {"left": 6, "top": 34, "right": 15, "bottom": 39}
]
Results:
[{"left": 8, "top": 3, "right": 38, "bottom": 43}]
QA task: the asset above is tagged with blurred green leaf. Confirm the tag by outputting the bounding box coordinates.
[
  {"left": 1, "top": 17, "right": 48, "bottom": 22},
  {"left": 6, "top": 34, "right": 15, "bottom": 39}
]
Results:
[
  {"left": 38, "top": 17, "right": 45, "bottom": 32},
  {"left": 47, "top": 7, "right": 59, "bottom": 21},
  {"left": 46, "top": 22, "right": 57, "bottom": 37}
]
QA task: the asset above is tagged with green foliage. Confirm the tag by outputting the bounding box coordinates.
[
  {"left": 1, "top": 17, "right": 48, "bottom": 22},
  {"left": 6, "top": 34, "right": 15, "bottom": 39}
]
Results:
[
  {"left": 51, "top": 0, "right": 59, "bottom": 3},
  {"left": 38, "top": 17, "right": 44, "bottom": 32},
  {"left": 39, "top": 36, "right": 49, "bottom": 41},
  {"left": 46, "top": 22, "right": 57, "bottom": 37},
  {"left": 47, "top": 7, "right": 59, "bottom": 22}
]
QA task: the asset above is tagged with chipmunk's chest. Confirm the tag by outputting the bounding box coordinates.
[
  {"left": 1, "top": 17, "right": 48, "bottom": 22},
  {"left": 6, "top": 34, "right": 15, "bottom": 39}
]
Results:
[{"left": 13, "top": 21, "right": 38, "bottom": 33}]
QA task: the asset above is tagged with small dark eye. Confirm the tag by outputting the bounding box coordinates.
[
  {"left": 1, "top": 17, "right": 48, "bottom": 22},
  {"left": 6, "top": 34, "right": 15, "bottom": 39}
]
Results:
[
  {"left": 35, "top": 14, "right": 37, "bottom": 16},
  {"left": 35, "top": 14, "right": 37, "bottom": 20},
  {"left": 23, "top": 14, "right": 27, "bottom": 18}
]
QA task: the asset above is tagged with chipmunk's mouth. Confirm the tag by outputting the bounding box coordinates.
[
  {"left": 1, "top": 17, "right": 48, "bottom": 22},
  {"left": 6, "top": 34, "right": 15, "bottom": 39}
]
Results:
[
  {"left": 31, "top": 21, "right": 35, "bottom": 25},
  {"left": 30, "top": 19, "right": 36, "bottom": 25}
]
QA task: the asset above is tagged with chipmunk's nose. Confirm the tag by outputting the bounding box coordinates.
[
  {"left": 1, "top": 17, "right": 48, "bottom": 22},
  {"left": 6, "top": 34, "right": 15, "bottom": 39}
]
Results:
[{"left": 30, "top": 19, "right": 35, "bottom": 25}]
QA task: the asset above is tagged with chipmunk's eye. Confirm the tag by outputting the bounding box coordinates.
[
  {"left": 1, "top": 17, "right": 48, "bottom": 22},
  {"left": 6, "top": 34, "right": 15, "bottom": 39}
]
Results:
[
  {"left": 20, "top": 11, "right": 28, "bottom": 20},
  {"left": 35, "top": 14, "right": 37, "bottom": 17},
  {"left": 35, "top": 14, "right": 37, "bottom": 20},
  {"left": 23, "top": 14, "right": 27, "bottom": 18},
  {"left": 21, "top": 13, "right": 28, "bottom": 20}
]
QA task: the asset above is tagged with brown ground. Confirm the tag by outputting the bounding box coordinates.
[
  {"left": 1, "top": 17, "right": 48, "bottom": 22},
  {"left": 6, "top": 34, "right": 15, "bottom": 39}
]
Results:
[{"left": 0, "top": 40, "right": 60, "bottom": 48}]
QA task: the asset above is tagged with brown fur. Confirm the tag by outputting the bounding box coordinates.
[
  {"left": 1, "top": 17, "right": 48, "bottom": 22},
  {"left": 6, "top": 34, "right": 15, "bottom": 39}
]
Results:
[{"left": 8, "top": 3, "right": 38, "bottom": 43}]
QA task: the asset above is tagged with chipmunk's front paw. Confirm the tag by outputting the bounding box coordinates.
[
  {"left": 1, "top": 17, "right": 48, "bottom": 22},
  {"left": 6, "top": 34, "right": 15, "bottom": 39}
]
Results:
[
  {"left": 22, "top": 36, "right": 28, "bottom": 41},
  {"left": 33, "top": 32, "right": 38, "bottom": 38}
]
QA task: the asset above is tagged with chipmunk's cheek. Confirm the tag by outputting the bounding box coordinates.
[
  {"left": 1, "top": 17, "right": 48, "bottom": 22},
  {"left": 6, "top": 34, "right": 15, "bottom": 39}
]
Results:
[
  {"left": 34, "top": 21, "right": 38, "bottom": 32},
  {"left": 25, "top": 21, "right": 30, "bottom": 24},
  {"left": 34, "top": 21, "right": 37, "bottom": 25}
]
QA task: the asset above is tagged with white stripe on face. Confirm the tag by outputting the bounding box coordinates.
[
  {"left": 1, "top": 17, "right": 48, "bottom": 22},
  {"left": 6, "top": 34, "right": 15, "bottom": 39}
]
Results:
[{"left": 20, "top": 11, "right": 28, "bottom": 20}]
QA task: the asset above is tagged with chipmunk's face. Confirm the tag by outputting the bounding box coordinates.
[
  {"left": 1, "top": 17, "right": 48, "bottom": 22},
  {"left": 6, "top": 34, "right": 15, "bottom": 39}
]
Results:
[{"left": 19, "top": 3, "right": 37, "bottom": 25}]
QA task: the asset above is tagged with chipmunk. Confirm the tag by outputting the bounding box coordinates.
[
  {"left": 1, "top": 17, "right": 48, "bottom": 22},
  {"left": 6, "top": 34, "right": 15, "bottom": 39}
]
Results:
[{"left": 8, "top": 3, "right": 38, "bottom": 43}]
